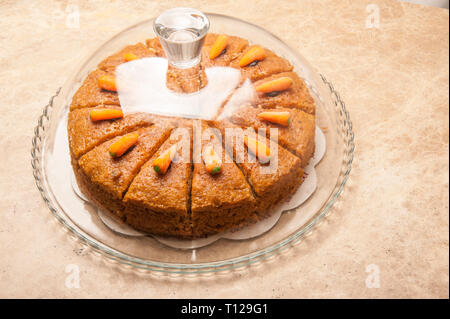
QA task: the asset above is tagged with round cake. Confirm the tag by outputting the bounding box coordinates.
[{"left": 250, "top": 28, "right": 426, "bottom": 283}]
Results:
[{"left": 68, "top": 33, "right": 316, "bottom": 239}]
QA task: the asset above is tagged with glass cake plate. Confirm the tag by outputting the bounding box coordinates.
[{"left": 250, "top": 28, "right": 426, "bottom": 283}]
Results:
[{"left": 31, "top": 13, "right": 354, "bottom": 273}]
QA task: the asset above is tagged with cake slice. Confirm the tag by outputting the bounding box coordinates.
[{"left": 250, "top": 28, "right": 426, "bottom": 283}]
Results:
[
  {"left": 228, "top": 106, "right": 315, "bottom": 167},
  {"left": 75, "top": 124, "right": 173, "bottom": 220},
  {"left": 67, "top": 107, "right": 156, "bottom": 159},
  {"left": 201, "top": 33, "right": 249, "bottom": 68},
  {"left": 122, "top": 124, "right": 193, "bottom": 238},
  {"left": 212, "top": 120, "right": 304, "bottom": 213},
  {"left": 231, "top": 45, "right": 293, "bottom": 82},
  {"left": 98, "top": 42, "right": 158, "bottom": 72},
  {"left": 254, "top": 72, "right": 316, "bottom": 114},
  {"left": 70, "top": 69, "right": 120, "bottom": 110},
  {"left": 190, "top": 121, "right": 256, "bottom": 237}
]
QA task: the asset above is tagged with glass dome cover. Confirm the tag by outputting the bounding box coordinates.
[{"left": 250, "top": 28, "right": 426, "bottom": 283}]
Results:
[{"left": 31, "top": 12, "right": 354, "bottom": 273}]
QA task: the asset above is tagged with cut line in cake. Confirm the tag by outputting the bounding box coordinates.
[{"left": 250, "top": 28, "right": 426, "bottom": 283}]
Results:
[{"left": 71, "top": 127, "right": 325, "bottom": 249}]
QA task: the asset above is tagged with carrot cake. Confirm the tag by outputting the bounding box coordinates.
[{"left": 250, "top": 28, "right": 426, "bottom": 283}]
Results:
[
  {"left": 191, "top": 122, "right": 256, "bottom": 237},
  {"left": 201, "top": 33, "right": 249, "bottom": 68},
  {"left": 230, "top": 45, "right": 293, "bottom": 81},
  {"left": 68, "top": 106, "right": 154, "bottom": 159},
  {"left": 70, "top": 69, "right": 120, "bottom": 110},
  {"left": 228, "top": 105, "right": 315, "bottom": 167},
  {"left": 122, "top": 125, "right": 193, "bottom": 237},
  {"left": 253, "top": 71, "right": 316, "bottom": 114},
  {"left": 67, "top": 34, "right": 316, "bottom": 238},
  {"left": 74, "top": 124, "right": 173, "bottom": 220},
  {"left": 211, "top": 120, "right": 304, "bottom": 213}
]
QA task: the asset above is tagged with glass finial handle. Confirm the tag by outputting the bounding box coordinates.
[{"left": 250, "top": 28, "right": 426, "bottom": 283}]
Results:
[{"left": 153, "top": 8, "right": 210, "bottom": 69}]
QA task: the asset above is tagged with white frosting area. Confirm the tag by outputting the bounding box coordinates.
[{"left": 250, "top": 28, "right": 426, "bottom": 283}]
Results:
[
  {"left": 116, "top": 57, "right": 241, "bottom": 120},
  {"left": 217, "top": 78, "right": 256, "bottom": 120}
]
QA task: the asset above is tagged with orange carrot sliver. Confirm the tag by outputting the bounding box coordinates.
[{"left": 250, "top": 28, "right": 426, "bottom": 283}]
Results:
[
  {"left": 89, "top": 109, "right": 123, "bottom": 122},
  {"left": 255, "top": 77, "right": 293, "bottom": 93},
  {"left": 257, "top": 111, "right": 291, "bottom": 127},
  {"left": 209, "top": 35, "right": 228, "bottom": 60},
  {"left": 203, "top": 144, "right": 222, "bottom": 175},
  {"left": 239, "top": 46, "right": 266, "bottom": 67},
  {"left": 153, "top": 144, "right": 177, "bottom": 175},
  {"left": 108, "top": 132, "right": 139, "bottom": 158},
  {"left": 124, "top": 52, "right": 139, "bottom": 62},
  {"left": 244, "top": 135, "right": 271, "bottom": 162},
  {"left": 98, "top": 75, "right": 117, "bottom": 92}
]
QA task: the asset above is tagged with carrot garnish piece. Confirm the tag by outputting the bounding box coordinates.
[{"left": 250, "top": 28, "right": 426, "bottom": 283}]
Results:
[
  {"left": 239, "top": 46, "right": 266, "bottom": 67},
  {"left": 108, "top": 132, "right": 139, "bottom": 158},
  {"left": 244, "top": 135, "right": 271, "bottom": 162},
  {"left": 153, "top": 144, "right": 178, "bottom": 175},
  {"left": 255, "top": 77, "right": 293, "bottom": 93},
  {"left": 257, "top": 111, "right": 291, "bottom": 127},
  {"left": 209, "top": 34, "right": 228, "bottom": 60},
  {"left": 124, "top": 52, "right": 139, "bottom": 62},
  {"left": 98, "top": 75, "right": 117, "bottom": 92},
  {"left": 202, "top": 144, "right": 222, "bottom": 175},
  {"left": 89, "top": 108, "right": 123, "bottom": 122}
]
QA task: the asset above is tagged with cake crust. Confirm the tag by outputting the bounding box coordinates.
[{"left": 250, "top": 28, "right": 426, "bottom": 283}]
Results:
[{"left": 70, "top": 69, "right": 120, "bottom": 110}]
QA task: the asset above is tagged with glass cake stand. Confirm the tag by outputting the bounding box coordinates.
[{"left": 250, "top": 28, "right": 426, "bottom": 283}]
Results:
[{"left": 31, "top": 13, "right": 354, "bottom": 274}]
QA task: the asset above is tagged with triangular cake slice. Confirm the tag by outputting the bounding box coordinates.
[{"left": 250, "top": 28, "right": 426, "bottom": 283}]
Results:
[
  {"left": 70, "top": 69, "right": 120, "bottom": 110},
  {"left": 75, "top": 124, "right": 173, "bottom": 220},
  {"left": 231, "top": 45, "right": 293, "bottom": 82},
  {"left": 253, "top": 72, "right": 316, "bottom": 114},
  {"left": 67, "top": 107, "right": 155, "bottom": 159},
  {"left": 190, "top": 121, "right": 256, "bottom": 237},
  {"left": 123, "top": 123, "right": 193, "bottom": 238},
  {"left": 98, "top": 42, "right": 159, "bottom": 72},
  {"left": 213, "top": 120, "right": 304, "bottom": 213},
  {"left": 228, "top": 106, "right": 315, "bottom": 167},
  {"left": 201, "top": 33, "right": 249, "bottom": 68}
]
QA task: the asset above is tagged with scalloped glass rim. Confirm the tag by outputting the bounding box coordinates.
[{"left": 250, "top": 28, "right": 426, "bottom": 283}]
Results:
[{"left": 31, "top": 13, "right": 354, "bottom": 274}]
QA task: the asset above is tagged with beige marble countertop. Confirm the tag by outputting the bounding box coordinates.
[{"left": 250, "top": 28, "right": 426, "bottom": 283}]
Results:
[{"left": 0, "top": 0, "right": 448, "bottom": 298}]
